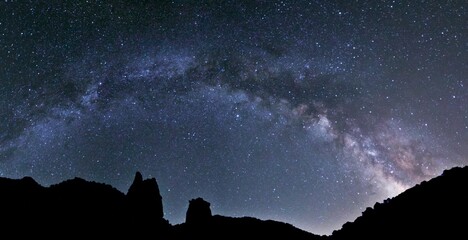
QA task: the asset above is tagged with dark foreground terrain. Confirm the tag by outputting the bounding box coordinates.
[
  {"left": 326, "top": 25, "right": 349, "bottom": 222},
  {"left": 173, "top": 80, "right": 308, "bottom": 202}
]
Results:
[
  {"left": 330, "top": 165, "right": 468, "bottom": 239},
  {"left": 1, "top": 166, "right": 467, "bottom": 239}
]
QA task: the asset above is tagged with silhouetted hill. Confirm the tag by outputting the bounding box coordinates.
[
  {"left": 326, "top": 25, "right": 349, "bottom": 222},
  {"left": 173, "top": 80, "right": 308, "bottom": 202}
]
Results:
[
  {"left": 0, "top": 172, "right": 318, "bottom": 239},
  {"left": 0, "top": 173, "right": 169, "bottom": 238},
  {"left": 174, "top": 213, "right": 322, "bottom": 240},
  {"left": 174, "top": 197, "right": 323, "bottom": 239},
  {"left": 331, "top": 166, "right": 468, "bottom": 239},
  {"left": 1, "top": 166, "right": 466, "bottom": 239},
  {"left": 0, "top": 176, "right": 45, "bottom": 233},
  {"left": 47, "top": 178, "right": 128, "bottom": 237}
]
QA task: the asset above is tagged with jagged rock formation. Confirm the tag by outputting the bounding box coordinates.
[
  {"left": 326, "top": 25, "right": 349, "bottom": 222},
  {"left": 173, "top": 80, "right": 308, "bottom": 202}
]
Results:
[
  {"left": 126, "top": 172, "right": 168, "bottom": 239},
  {"left": 127, "top": 171, "right": 164, "bottom": 219}
]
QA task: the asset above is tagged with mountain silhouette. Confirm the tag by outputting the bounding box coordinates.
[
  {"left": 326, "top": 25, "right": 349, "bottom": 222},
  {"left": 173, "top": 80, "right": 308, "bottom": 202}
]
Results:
[
  {"left": 0, "top": 173, "right": 169, "bottom": 238},
  {"left": 0, "top": 166, "right": 466, "bottom": 239},
  {"left": 331, "top": 166, "right": 468, "bottom": 239}
]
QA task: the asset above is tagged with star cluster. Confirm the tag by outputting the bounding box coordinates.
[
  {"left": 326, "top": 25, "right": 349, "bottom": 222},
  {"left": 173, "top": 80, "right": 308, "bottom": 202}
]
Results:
[{"left": 0, "top": 0, "right": 466, "bottom": 235}]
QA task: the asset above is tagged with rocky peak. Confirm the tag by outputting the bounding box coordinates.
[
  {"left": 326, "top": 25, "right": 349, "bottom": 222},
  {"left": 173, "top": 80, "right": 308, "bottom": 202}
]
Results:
[
  {"left": 133, "top": 171, "right": 143, "bottom": 184},
  {"left": 127, "top": 171, "right": 163, "bottom": 219}
]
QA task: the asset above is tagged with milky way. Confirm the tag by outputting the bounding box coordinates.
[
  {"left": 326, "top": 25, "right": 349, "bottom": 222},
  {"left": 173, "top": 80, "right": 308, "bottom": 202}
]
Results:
[{"left": 0, "top": 1, "right": 466, "bottom": 234}]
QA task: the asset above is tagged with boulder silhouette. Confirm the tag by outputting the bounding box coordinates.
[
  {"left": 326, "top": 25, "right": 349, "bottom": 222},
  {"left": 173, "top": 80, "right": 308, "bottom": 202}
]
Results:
[{"left": 185, "top": 197, "right": 212, "bottom": 224}]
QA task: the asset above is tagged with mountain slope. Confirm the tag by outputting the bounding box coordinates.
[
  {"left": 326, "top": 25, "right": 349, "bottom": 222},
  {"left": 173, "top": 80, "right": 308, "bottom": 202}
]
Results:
[
  {"left": 330, "top": 166, "right": 468, "bottom": 239},
  {"left": 172, "top": 197, "right": 323, "bottom": 239}
]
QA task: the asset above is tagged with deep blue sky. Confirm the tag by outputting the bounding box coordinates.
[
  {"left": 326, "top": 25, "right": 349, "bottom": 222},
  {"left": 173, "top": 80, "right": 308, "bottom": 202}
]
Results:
[{"left": 0, "top": 0, "right": 466, "bottom": 235}]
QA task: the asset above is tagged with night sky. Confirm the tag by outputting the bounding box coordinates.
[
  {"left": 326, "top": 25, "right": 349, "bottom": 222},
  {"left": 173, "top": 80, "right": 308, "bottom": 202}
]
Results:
[{"left": 0, "top": 0, "right": 466, "bottom": 235}]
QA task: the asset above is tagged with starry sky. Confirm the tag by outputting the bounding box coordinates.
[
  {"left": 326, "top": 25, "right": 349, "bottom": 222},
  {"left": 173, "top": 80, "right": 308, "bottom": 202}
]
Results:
[{"left": 0, "top": 0, "right": 466, "bottom": 235}]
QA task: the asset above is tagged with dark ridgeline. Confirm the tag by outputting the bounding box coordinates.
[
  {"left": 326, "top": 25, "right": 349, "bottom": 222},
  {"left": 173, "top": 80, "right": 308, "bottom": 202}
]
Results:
[
  {"left": 172, "top": 197, "right": 318, "bottom": 239},
  {"left": 0, "top": 166, "right": 467, "bottom": 239},
  {"left": 0, "top": 171, "right": 319, "bottom": 239},
  {"left": 331, "top": 166, "right": 468, "bottom": 240},
  {"left": 0, "top": 172, "right": 170, "bottom": 238}
]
